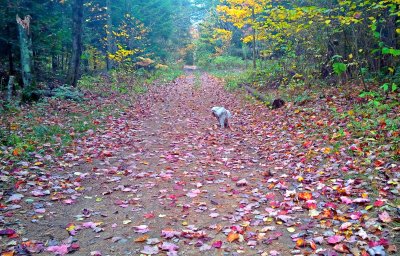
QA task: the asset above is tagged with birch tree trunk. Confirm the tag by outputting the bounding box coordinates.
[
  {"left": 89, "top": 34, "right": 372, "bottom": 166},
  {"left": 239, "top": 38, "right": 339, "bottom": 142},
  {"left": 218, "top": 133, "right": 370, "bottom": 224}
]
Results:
[
  {"left": 67, "top": 0, "right": 84, "bottom": 87},
  {"left": 7, "top": 76, "right": 15, "bottom": 102},
  {"left": 16, "top": 15, "right": 33, "bottom": 88},
  {"left": 106, "top": 0, "right": 114, "bottom": 71}
]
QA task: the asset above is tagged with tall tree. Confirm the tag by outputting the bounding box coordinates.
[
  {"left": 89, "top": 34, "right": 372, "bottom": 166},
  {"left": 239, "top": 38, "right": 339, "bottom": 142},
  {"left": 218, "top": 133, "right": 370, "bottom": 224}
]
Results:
[
  {"left": 105, "top": 0, "right": 114, "bottom": 71},
  {"left": 217, "top": 0, "right": 269, "bottom": 69},
  {"left": 67, "top": 0, "right": 84, "bottom": 87},
  {"left": 16, "top": 15, "right": 33, "bottom": 88}
]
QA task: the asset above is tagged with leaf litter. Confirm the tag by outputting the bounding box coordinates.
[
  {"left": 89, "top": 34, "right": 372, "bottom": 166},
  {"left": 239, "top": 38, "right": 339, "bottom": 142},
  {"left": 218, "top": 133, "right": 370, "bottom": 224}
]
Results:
[{"left": 0, "top": 73, "right": 399, "bottom": 255}]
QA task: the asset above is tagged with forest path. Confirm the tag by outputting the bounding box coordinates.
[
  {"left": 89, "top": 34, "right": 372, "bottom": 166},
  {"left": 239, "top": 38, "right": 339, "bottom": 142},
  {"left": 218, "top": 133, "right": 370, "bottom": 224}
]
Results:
[
  {"left": 5, "top": 73, "right": 397, "bottom": 255},
  {"left": 19, "top": 73, "right": 297, "bottom": 255}
]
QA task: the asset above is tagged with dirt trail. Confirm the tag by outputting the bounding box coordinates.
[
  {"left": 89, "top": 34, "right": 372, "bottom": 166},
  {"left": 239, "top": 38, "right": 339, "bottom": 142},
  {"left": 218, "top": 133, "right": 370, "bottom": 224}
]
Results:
[
  {"left": 4, "top": 73, "right": 398, "bottom": 255},
  {"left": 16, "top": 74, "right": 287, "bottom": 255}
]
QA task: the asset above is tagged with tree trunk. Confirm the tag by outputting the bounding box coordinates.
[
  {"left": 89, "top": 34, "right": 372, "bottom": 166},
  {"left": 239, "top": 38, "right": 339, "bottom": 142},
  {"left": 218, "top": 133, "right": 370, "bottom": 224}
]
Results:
[
  {"left": 252, "top": 8, "right": 257, "bottom": 69},
  {"left": 93, "top": 54, "right": 97, "bottom": 70},
  {"left": 106, "top": 0, "right": 114, "bottom": 71},
  {"left": 239, "top": 84, "right": 267, "bottom": 102},
  {"left": 67, "top": 0, "right": 84, "bottom": 87},
  {"left": 16, "top": 15, "right": 33, "bottom": 88},
  {"left": 52, "top": 54, "right": 58, "bottom": 72},
  {"left": 7, "top": 76, "right": 15, "bottom": 102},
  {"left": 6, "top": 24, "right": 15, "bottom": 75}
]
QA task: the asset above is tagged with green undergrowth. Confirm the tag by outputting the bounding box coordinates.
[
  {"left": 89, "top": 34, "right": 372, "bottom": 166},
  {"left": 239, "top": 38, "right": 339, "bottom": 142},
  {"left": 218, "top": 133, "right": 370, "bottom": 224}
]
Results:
[
  {"left": 209, "top": 69, "right": 248, "bottom": 91},
  {"left": 0, "top": 67, "right": 183, "bottom": 165},
  {"left": 78, "top": 66, "right": 183, "bottom": 95},
  {"left": 0, "top": 98, "right": 123, "bottom": 162},
  {"left": 193, "top": 71, "right": 202, "bottom": 90}
]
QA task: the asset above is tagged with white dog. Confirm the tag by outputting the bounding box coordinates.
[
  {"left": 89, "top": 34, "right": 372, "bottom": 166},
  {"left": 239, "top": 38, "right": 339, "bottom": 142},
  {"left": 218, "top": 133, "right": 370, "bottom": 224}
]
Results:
[{"left": 211, "top": 106, "right": 231, "bottom": 128}]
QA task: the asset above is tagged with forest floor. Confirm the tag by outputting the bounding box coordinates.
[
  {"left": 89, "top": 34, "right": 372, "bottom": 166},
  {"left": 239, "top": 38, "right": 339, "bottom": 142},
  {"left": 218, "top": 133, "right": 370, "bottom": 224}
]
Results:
[{"left": 0, "top": 72, "right": 399, "bottom": 256}]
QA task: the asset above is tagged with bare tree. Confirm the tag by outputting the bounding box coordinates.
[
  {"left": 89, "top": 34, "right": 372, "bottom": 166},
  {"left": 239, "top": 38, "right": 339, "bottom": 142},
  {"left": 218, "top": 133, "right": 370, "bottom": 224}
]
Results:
[
  {"left": 16, "top": 15, "right": 33, "bottom": 88},
  {"left": 67, "top": 0, "right": 84, "bottom": 87}
]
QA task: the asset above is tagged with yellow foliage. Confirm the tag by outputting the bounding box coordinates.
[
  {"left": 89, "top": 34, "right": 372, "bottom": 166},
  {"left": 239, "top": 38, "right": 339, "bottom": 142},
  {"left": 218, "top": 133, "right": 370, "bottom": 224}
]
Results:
[{"left": 108, "top": 44, "right": 137, "bottom": 63}]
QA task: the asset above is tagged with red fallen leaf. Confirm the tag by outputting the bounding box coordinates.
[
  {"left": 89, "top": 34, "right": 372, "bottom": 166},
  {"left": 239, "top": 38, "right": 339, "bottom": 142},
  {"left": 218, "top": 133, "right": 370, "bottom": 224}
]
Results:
[
  {"left": 374, "top": 160, "right": 384, "bottom": 167},
  {"left": 161, "top": 229, "right": 181, "bottom": 238},
  {"left": 340, "top": 196, "right": 353, "bottom": 204},
  {"left": 303, "top": 141, "right": 313, "bottom": 148},
  {"left": 349, "top": 144, "right": 362, "bottom": 151},
  {"left": 325, "top": 202, "right": 337, "bottom": 209},
  {"left": 305, "top": 201, "right": 317, "bottom": 209},
  {"left": 212, "top": 240, "right": 222, "bottom": 248},
  {"left": 377, "top": 238, "right": 389, "bottom": 247},
  {"left": 374, "top": 200, "right": 385, "bottom": 207},
  {"left": 47, "top": 244, "right": 69, "bottom": 255},
  {"left": 265, "top": 193, "right": 275, "bottom": 199},
  {"left": 379, "top": 211, "right": 392, "bottom": 223},
  {"left": 144, "top": 212, "right": 155, "bottom": 219},
  {"left": 168, "top": 194, "right": 177, "bottom": 200},
  {"left": 298, "top": 192, "right": 312, "bottom": 200},
  {"left": 350, "top": 212, "right": 362, "bottom": 220},
  {"left": 63, "top": 199, "right": 75, "bottom": 205},
  {"left": 70, "top": 243, "right": 80, "bottom": 252},
  {"left": 327, "top": 235, "right": 345, "bottom": 244},
  {"left": 333, "top": 243, "right": 349, "bottom": 253},
  {"left": 0, "top": 229, "right": 16, "bottom": 236},
  {"left": 14, "top": 180, "right": 25, "bottom": 189}
]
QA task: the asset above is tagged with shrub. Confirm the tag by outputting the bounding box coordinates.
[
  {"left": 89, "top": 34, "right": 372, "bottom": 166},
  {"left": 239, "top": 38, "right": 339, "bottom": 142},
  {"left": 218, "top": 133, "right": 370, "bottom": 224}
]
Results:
[
  {"left": 52, "top": 85, "right": 84, "bottom": 101},
  {"left": 211, "top": 55, "right": 245, "bottom": 70}
]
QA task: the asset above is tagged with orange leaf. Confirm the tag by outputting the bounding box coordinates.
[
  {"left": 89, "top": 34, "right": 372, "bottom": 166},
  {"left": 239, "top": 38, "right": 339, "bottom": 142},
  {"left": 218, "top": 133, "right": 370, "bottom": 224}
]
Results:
[
  {"left": 309, "top": 240, "right": 317, "bottom": 250},
  {"left": 2, "top": 252, "right": 15, "bottom": 256},
  {"left": 12, "top": 148, "right": 22, "bottom": 156},
  {"left": 296, "top": 238, "right": 306, "bottom": 247},
  {"left": 134, "top": 235, "right": 149, "bottom": 242},
  {"left": 303, "top": 141, "right": 313, "bottom": 148},
  {"left": 227, "top": 232, "right": 239, "bottom": 242},
  {"left": 298, "top": 192, "right": 312, "bottom": 200}
]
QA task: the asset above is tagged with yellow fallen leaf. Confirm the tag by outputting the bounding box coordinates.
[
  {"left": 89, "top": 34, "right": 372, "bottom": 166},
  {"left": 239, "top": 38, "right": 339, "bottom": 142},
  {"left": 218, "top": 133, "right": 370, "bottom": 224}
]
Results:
[
  {"left": 323, "top": 147, "right": 331, "bottom": 154},
  {"left": 263, "top": 217, "right": 273, "bottom": 222},
  {"left": 123, "top": 220, "right": 132, "bottom": 225},
  {"left": 365, "top": 205, "right": 373, "bottom": 210},
  {"left": 10, "top": 123, "right": 18, "bottom": 130},
  {"left": 66, "top": 224, "right": 76, "bottom": 232},
  {"left": 287, "top": 227, "right": 296, "bottom": 233}
]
